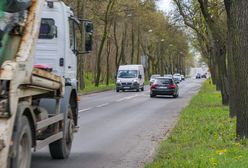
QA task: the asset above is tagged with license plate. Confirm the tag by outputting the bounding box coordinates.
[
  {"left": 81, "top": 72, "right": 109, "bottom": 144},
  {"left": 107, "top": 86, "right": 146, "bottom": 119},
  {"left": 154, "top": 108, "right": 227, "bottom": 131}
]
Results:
[
  {"left": 124, "top": 87, "right": 130, "bottom": 89},
  {"left": 158, "top": 87, "right": 167, "bottom": 89}
]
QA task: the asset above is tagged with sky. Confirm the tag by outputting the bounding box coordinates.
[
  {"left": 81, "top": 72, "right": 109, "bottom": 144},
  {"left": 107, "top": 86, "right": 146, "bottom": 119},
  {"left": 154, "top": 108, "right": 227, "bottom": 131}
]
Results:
[{"left": 156, "top": 0, "right": 173, "bottom": 12}]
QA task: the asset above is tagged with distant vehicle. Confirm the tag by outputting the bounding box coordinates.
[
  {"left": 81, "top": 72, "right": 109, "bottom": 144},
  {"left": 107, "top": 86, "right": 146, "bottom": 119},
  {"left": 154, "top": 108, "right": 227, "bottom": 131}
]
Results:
[
  {"left": 196, "top": 73, "right": 201, "bottom": 79},
  {"left": 164, "top": 74, "right": 173, "bottom": 78},
  {"left": 201, "top": 73, "right": 207, "bottom": 78},
  {"left": 150, "top": 74, "right": 161, "bottom": 85},
  {"left": 116, "top": 64, "right": 145, "bottom": 92},
  {"left": 173, "top": 73, "right": 182, "bottom": 83},
  {"left": 181, "top": 74, "right": 185, "bottom": 80},
  {"left": 150, "top": 77, "right": 179, "bottom": 98}
]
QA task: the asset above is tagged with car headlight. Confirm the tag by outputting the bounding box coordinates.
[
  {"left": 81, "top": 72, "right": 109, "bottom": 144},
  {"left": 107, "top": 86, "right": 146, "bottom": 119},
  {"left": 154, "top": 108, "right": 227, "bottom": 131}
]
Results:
[
  {"left": 117, "top": 79, "right": 121, "bottom": 83},
  {"left": 133, "top": 79, "right": 138, "bottom": 83}
]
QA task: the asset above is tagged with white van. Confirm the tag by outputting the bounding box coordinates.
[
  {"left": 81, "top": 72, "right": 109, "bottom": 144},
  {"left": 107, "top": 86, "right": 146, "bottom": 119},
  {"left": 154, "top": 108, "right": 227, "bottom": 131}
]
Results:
[{"left": 116, "top": 64, "right": 145, "bottom": 92}]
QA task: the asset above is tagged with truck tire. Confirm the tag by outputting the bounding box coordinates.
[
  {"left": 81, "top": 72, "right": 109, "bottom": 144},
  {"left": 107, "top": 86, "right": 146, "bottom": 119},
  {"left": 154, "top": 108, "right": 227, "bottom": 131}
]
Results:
[
  {"left": 141, "top": 87, "right": 144, "bottom": 91},
  {"left": 10, "top": 116, "right": 32, "bottom": 168},
  {"left": 49, "top": 105, "right": 75, "bottom": 159}
]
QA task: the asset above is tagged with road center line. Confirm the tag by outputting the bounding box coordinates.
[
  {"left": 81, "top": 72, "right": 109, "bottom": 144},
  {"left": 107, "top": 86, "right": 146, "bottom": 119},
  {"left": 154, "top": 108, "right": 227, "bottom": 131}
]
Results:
[
  {"left": 96, "top": 103, "right": 110, "bottom": 108},
  {"left": 115, "top": 94, "right": 140, "bottom": 102},
  {"left": 79, "top": 108, "right": 92, "bottom": 113}
]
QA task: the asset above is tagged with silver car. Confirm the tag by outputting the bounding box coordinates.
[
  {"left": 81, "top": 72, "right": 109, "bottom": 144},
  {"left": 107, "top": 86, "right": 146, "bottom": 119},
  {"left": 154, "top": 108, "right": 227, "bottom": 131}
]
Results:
[{"left": 150, "top": 74, "right": 160, "bottom": 85}]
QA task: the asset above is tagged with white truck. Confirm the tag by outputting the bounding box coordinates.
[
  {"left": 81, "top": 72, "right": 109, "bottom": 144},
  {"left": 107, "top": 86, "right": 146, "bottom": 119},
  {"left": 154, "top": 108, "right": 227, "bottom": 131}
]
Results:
[
  {"left": 0, "top": 0, "right": 93, "bottom": 168},
  {"left": 116, "top": 65, "right": 145, "bottom": 92}
]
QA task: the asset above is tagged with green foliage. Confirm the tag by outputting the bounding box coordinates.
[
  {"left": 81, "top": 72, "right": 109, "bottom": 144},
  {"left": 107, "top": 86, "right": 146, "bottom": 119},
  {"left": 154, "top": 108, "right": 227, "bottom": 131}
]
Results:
[
  {"left": 80, "top": 72, "right": 115, "bottom": 94},
  {"left": 146, "top": 81, "right": 248, "bottom": 168}
]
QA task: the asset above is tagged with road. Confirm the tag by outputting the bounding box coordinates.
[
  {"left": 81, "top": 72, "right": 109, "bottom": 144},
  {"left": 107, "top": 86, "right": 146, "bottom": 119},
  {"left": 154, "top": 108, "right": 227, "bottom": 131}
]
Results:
[{"left": 31, "top": 78, "right": 204, "bottom": 168}]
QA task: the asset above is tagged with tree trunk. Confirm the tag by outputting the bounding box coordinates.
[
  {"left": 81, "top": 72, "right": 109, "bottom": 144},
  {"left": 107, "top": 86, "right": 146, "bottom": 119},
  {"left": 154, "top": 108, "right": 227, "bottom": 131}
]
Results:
[
  {"left": 136, "top": 25, "right": 140, "bottom": 64},
  {"left": 120, "top": 22, "right": 127, "bottom": 65},
  {"left": 106, "top": 37, "right": 111, "bottom": 85},
  {"left": 114, "top": 20, "right": 119, "bottom": 76},
  {"left": 76, "top": 0, "right": 86, "bottom": 90},
  {"left": 224, "top": 0, "right": 237, "bottom": 118},
  {"left": 233, "top": 1, "right": 248, "bottom": 138},
  {"left": 130, "top": 22, "right": 135, "bottom": 64},
  {"left": 198, "top": 0, "right": 229, "bottom": 105},
  {"left": 95, "top": 0, "right": 115, "bottom": 87}
]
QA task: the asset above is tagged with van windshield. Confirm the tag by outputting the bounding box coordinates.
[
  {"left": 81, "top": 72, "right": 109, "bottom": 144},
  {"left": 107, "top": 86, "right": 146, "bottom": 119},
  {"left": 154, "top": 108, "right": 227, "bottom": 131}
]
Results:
[{"left": 118, "top": 70, "right": 138, "bottom": 78}]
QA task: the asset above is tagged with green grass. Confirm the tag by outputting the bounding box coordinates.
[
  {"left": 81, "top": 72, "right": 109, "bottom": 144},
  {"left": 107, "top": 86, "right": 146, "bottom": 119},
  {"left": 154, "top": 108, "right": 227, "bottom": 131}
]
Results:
[
  {"left": 79, "top": 73, "right": 115, "bottom": 94},
  {"left": 145, "top": 82, "right": 248, "bottom": 168},
  {"left": 80, "top": 83, "right": 115, "bottom": 94}
]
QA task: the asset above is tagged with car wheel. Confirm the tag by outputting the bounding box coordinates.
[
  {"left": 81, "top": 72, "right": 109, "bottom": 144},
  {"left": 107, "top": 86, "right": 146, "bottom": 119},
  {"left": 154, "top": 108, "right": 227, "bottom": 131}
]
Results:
[
  {"left": 173, "top": 94, "right": 178, "bottom": 98},
  {"left": 150, "top": 94, "right": 155, "bottom": 98},
  {"left": 141, "top": 87, "right": 144, "bottom": 91},
  {"left": 116, "top": 89, "right": 119, "bottom": 92},
  {"left": 136, "top": 89, "right": 140, "bottom": 92}
]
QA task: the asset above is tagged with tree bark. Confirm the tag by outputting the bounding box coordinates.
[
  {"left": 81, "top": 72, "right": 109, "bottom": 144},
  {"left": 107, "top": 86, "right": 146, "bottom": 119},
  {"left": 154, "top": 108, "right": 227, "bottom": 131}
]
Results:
[
  {"left": 224, "top": 0, "right": 237, "bottom": 117},
  {"left": 198, "top": 0, "right": 229, "bottom": 105},
  {"left": 114, "top": 19, "right": 119, "bottom": 76},
  {"left": 95, "top": 0, "right": 115, "bottom": 87},
  {"left": 106, "top": 37, "right": 111, "bottom": 85},
  {"left": 232, "top": 1, "right": 248, "bottom": 138},
  {"left": 130, "top": 21, "right": 135, "bottom": 64}
]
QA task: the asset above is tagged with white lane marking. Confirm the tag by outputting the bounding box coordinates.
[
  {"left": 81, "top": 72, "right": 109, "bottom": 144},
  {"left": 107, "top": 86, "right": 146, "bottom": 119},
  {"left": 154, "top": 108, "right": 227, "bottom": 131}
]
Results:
[
  {"left": 115, "top": 98, "right": 126, "bottom": 102},
  {"left": 115, "top": 94, "right": 140, "bottom": 102},
  {"left": 96, "top": 103, "right": 110, "bottom": 108},
  {"left": 79, "top": 108, "right": 92, "bottom": 113}
]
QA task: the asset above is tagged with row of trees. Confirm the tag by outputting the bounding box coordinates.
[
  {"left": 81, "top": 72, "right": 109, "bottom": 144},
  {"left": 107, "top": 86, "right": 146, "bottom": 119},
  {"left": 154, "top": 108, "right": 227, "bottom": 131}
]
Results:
[
  {"left": 172, "top": 0, "right": 248, "bottom": 138},
  {"left": 65, "top": 0, "right": 193, "bottom": 87}
]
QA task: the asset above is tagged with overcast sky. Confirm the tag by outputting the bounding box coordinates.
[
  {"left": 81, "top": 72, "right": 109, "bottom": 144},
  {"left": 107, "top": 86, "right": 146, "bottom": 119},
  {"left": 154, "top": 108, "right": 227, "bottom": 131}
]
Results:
[{"left": 156, "top": 0, "right": 173, "bottom": 12}]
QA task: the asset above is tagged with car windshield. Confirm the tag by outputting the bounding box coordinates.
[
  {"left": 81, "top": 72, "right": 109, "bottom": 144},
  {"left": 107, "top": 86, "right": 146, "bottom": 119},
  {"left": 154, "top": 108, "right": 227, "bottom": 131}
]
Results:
[
  {"left": 118, "top": 70, "right": 138, "bottom": 78},
  {"left": 154, "top": 78, "right": 172, "bottom": 85}
]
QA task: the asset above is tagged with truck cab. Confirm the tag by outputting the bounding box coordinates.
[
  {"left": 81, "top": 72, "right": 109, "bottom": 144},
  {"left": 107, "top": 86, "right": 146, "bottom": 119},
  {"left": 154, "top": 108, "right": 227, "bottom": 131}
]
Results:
[{"left": 35, "top": 1, "right": 92, "bottom": 88}]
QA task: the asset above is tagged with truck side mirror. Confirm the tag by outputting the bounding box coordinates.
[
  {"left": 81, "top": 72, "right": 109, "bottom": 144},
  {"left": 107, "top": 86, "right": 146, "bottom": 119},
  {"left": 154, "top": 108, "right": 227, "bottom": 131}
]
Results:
[
  {"left": 138, "top": 75, "right": 142, "bottom": 79},
  {"left": 84, "top": 21, "right": 93, "bottom": 52}
]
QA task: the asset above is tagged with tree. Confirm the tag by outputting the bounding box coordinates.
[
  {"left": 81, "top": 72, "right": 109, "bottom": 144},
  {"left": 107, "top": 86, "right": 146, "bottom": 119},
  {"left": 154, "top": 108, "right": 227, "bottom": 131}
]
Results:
[
  {"left": 173, "top": 0, "right": 229, "bottom": 105},
  {"left": 95, "top": 0, "right": 116, "bottom": 87},
  {"left": 224, "top": 0, "right": 248, "bottom": 138}
]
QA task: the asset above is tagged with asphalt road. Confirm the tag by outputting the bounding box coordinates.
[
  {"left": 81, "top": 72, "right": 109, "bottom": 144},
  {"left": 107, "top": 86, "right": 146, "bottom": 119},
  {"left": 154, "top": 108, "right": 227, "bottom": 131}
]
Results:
[{"left": 31, "top": 78, "right": 204, "bottom": 168}]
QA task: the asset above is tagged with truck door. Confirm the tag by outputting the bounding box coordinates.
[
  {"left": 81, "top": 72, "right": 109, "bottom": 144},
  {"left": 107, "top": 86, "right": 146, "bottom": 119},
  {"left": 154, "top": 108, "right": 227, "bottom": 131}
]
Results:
[{"left": 65, "top": 18, "right": 78, "bottom": 85}]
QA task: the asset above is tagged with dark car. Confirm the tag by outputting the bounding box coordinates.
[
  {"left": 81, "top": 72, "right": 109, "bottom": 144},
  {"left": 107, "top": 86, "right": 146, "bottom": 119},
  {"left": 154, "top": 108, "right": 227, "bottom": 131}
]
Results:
[
  {"left": 150, "top": 77, "right": 179, "bottom": 98},
  {"left": 196, "top": 73, "right": 201, "bottom": 79},
  {"left": 201, "top": 73, "right": 207, "bottom": 78}
]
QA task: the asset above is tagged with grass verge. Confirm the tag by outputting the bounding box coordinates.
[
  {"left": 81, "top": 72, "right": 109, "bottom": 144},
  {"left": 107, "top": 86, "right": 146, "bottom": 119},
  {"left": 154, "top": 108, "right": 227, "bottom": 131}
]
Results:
[
  {"left": 78, "top": 73, "right": 116, "bottom": 95},
  {"left": 80, "top": 83, "right": 115, "bottom": 95},
  {"left": 145, "top": 81, "right": 248, "bottom": 168}
]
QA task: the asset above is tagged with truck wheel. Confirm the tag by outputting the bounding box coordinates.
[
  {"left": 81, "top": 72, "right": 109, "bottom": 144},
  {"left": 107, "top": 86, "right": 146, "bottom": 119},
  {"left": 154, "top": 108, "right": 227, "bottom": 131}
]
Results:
[
  {"left": 141, "top": 87, "right": 144, "bottom": 91},
  {"left": 10, "top": 116, "right": 32, "bottom": 168},
  {"left": 49, "top": 105, "right": 75, "bottom": 159}
]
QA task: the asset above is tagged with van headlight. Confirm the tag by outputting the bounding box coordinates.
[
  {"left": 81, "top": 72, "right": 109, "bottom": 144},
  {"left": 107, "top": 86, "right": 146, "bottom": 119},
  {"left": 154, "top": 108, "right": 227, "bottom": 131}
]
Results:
[
  {"left": 117, "top": 79, "right": 121, "bottom": 83},
  {"left": 133, "top": 79, "right": 137, "bottom": 83}
]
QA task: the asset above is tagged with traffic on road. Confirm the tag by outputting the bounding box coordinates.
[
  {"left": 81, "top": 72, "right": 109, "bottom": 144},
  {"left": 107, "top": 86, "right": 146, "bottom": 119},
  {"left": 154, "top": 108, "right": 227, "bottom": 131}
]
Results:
[{"left": 31, "top": 78, "right": 204, "bottom": 168}]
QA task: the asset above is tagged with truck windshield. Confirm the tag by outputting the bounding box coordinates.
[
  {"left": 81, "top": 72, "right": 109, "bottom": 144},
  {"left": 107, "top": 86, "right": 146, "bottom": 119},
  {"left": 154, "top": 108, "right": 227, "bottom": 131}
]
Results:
[{"left": 118, "top": 70, "right": 138, "bottom": 78}]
